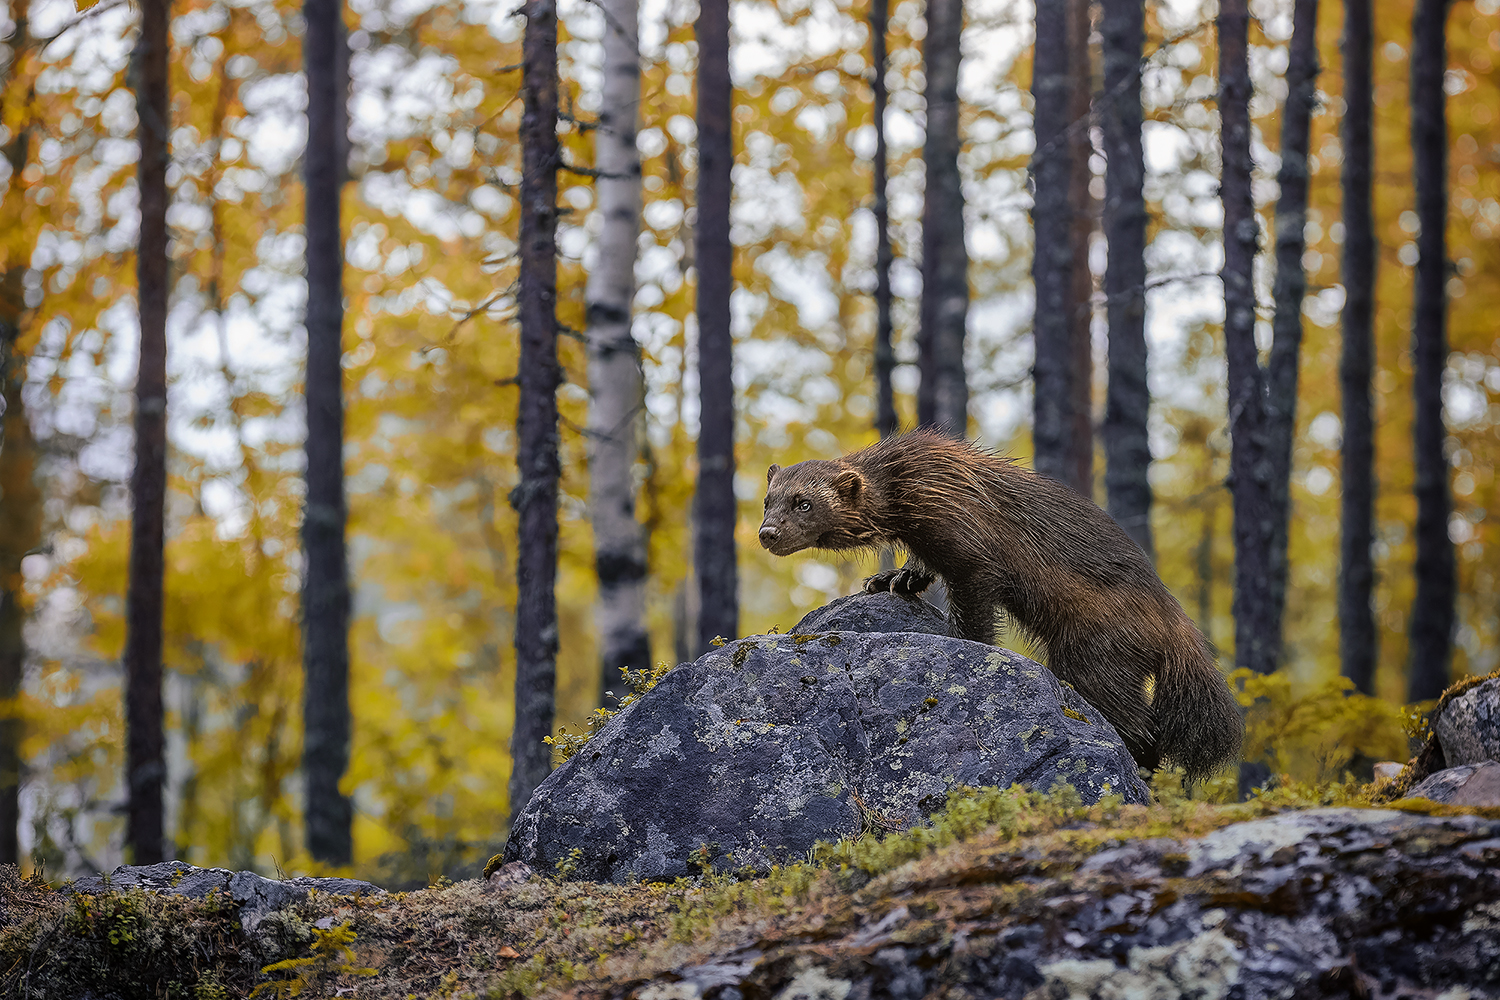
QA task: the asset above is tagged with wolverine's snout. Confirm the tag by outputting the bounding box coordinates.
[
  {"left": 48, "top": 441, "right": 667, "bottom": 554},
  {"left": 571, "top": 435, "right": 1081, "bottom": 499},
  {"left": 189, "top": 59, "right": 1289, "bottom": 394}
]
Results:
[{"left": 758, "top": 524, "right": 779, "bottom": 546}]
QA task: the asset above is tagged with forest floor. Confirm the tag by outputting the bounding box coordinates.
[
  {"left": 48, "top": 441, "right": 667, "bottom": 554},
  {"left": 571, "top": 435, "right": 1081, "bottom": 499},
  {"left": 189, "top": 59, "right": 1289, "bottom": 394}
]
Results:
[{"left": 6, "top": 778, "right": 1496, "bottom": 999}]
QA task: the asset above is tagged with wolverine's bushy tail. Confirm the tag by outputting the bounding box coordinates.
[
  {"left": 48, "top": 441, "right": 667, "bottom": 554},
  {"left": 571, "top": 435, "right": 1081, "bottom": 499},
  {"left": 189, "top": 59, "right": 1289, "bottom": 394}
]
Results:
[{"left": 1152, "top": 627, "right": 1243, "bottom": 782}]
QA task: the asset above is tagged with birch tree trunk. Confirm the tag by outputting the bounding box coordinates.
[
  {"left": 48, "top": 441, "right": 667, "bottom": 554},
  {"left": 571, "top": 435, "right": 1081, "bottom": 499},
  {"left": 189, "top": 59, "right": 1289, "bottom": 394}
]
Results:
[
  {"left": 302, "top": 0, "right": 353, "bottom": 864},
  {"left": 1100, "top": 0, "right": 1152, "bottom": 559},
  {"left": 1407, "top": 0, "right": 1455, "bottom": 702},
  {"left": 586, "top": 0, "right": 650, "bottom": 703},
  {"left": 1339, "top": 0, "right": 1377, "bottom": 694},
  {"left": 1030, "top": 0, "right": 1074, "bottom": 473},
  {"left": 694, "top": 0, "right": 738, "bottom": 653},
  {"left": 917, "top": 0, "right": 969, "bottom": 436},
  {"left": 126, "top": 0, "right": 171, "bottom": 865}
]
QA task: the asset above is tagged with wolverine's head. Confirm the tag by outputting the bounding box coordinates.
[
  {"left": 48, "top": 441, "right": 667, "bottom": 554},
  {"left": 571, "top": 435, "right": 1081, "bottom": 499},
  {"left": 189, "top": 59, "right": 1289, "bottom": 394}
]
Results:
[{"left": 758, "top": 460, "right": 870, "bottom": 556}]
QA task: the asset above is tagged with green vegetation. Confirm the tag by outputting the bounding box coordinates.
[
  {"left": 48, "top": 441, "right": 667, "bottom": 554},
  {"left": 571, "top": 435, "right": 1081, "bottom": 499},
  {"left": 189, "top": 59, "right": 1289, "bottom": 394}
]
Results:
[{"left": 251, "top": 920, "right": 378, "bottom": 998}]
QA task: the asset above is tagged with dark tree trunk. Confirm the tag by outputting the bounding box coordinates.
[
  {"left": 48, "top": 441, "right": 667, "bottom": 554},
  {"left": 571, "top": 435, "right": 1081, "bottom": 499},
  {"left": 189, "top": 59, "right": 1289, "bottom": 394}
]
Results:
[
  {"left": 1030, "top": 0, "right": 1075, "bottom": 475},
  {"left": 1064, "top": 0, "right": 1094, "bottom": 495},
  {"left": 0, "top": 11, "right": 40, "bottom": 870},
  {"left": 0, "top": 301, "right": 39, "bottom": 871},
  {"left": 1218, "top": 0, "right": 1276, "bottom": 678},
  {"left": 872, "top": 0, "right": 897, "bottom": 441},
  {"left": 126, "top": 0, "right": 170, "bottom": 866},
  {"left": 1100, "top": 0, "right": 1152, "bottom": 558},
  {"left": 509, "top": 0, "right": 561, "bottom": 822},
  {"left": 1265, "top": 0, "right": 1319, "bottom": 661},
  {"left": 1407, "top": 0, "right": 1454, "bottom": 702},
  {"left": 302, "top": 0, "right": 353, "bottom": 865},
  {"left": 586, "top": 0, "right": 649, "bottom": 704},
  {"left": 917, "top": 0, "right": 969, "bottom": 437},
  {"left": 693, "top": 0, "right": 737, "bottom": 653},
  {"left": 0, "top": 311, "right": 35, "bottom": 872},
  {"left": 1339, "top": 0, "right": 1376, "bottom": 695}
]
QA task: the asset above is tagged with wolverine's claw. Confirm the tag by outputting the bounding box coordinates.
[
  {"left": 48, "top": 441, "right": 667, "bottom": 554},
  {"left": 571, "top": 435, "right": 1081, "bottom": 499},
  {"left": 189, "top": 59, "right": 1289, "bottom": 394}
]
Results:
[
  {"left": 863, "top": 568, "right": 934, "bottom": 596},
  {"left": 890, "top": 569, "right": 935, "bottom": 596}
]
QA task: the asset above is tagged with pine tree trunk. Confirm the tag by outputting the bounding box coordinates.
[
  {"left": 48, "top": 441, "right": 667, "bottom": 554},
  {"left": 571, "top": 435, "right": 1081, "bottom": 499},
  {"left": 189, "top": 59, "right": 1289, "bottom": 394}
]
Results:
[
  {"left": 1265, "top": 0, "right": 1319, "bottom": 661},
  {"left": 586, "top": 0, "right": 650, "bottom": 703},
  {"left": 0, "top": 12, "right": 40, "bottom": 870},
  {"left": 509, "top": 0, "right": 561, "bottom": 822},
  {"left": 302, "top": 0, "right": 353, "bottom": 865},
  {"left": 872, "top": 0, "right": 897, "bottom": 441},
  {"left": 1100, "top": 0, "right": 1152, "bottom": 559},
  {"left": 694, "top": 0, "right": 738, "bottom": 653},
  {"left": 0, "top": 280, "right": 40, "bottom": 870},
  {"left": 1218, "top": 0, "right": 1276, "bottom": 678},
  {"left": 1031, "top": 0, "right": 1074, "bottom": 473},
  {"left": 126, "top": 0, "right": 171, "bottom": 865},
  {"left": 1407, "top": 0, "right": 1454, "bottom": 702},
  {"left": 1064, "top": 0, "right": 1094, "bottom": 495},
  {"left": 917, "top": 0, "right": 969, "bottom": 436},
  {"left": 1338, "top": 0, "right": 1377, "bottom": 694}
]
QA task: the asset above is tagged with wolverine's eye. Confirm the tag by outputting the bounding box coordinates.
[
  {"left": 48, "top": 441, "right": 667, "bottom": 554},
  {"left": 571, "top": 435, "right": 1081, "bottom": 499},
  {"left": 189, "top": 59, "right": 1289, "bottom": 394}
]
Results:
[{"left": 797, "top": 499, "right": 812, "bottom": 512}]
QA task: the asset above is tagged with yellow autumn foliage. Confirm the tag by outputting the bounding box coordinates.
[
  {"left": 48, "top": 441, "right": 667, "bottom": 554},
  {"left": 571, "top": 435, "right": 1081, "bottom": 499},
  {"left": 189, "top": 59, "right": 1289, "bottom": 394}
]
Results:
[{"left": 0, "top": 0, "right": 1494, "bottom": 883}]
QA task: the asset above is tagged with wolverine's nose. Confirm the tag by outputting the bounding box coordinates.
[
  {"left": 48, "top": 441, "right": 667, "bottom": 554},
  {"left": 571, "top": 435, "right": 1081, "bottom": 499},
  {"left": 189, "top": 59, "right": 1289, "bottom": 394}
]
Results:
[{"left": 758, "top": 524, "right": 779, "bottom": 546}]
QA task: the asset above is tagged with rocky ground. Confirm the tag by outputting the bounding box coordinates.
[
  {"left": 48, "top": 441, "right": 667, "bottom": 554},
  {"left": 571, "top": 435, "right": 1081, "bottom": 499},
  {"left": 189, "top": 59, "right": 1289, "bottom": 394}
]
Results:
[
  {"left": 4, "top": 601, "right": 1498, "bottom": 999},
  {"left": 4, "top": 788, "right": 1498, "bottom": 999}
]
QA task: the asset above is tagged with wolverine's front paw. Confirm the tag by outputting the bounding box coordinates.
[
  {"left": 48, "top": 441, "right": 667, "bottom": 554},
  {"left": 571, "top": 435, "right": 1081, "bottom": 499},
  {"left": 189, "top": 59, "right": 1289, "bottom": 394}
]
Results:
[{"left": 863, "top": 568, "right": 935, "bottom": 597}]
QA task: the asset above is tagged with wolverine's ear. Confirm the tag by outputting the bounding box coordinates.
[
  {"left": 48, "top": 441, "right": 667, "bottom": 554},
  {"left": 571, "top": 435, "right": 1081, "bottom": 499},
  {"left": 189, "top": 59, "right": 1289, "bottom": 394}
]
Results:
[
  {"left": 766, "top": 464, "right": 782, "bottom": 487},
  {"left": 833, "top": 469, "right": 864, "bottom": 505}
]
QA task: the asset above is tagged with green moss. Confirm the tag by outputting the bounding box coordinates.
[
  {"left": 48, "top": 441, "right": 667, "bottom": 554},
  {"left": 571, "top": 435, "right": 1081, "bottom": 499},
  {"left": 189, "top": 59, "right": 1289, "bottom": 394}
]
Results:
[{"left": 0, "top": 868, "right": 260, "bottom": 998}]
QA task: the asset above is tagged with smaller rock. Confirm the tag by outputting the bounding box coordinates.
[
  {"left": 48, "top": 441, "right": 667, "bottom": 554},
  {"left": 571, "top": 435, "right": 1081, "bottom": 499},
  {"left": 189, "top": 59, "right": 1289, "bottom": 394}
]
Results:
[
  {"left": 1372, "top": 761, "right": 1405, "bottom": 782},
  {"left": 70, "top": 861, "right": 384, "bottom": 932},
  {"left": 68, "top": 860, "right": 231, "bottom": 900},
  {"left": 1409, "top": 760, "right": 1500, "bottom": 808},
  {"left": 790, "top": 591, "right": 956, "bottom": 638},
  {"left": 486, "top": 861, "right": 534, "bottom": 888},
  {"left": 1434, "top": 677, "right": 1500, "bottom": 767}
]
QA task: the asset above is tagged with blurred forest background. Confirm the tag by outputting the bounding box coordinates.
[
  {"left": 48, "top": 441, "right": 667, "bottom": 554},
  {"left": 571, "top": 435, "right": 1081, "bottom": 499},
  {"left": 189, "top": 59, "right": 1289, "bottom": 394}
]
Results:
[{"left": 0, "top": 0, "right": 1496, "bottom": 885}]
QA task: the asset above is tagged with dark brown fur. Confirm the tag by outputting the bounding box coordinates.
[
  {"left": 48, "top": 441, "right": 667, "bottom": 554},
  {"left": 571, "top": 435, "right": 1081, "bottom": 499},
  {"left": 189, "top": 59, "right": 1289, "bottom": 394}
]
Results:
[{"left": 758, "top": 430, "right": 1242, "bottom": 781}]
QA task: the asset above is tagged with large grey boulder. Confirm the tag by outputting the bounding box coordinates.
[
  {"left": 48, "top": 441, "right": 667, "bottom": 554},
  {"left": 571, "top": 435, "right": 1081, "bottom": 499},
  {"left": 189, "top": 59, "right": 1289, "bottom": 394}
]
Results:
[
  {"left": 505, "top": 594, "right": 1148, "bottom": 883},
  {"left": 1435, "top": 676, "right": 1500, "bottom": 767},
  {"left": 69, "top": 861, "right": 384, "bottom": 931}
]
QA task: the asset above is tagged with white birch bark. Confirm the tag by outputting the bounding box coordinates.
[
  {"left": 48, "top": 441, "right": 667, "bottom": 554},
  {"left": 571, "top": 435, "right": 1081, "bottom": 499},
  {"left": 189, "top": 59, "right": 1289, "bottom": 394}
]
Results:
[{"left": 586, "top": 0, "right": 649, "bottom": 702}]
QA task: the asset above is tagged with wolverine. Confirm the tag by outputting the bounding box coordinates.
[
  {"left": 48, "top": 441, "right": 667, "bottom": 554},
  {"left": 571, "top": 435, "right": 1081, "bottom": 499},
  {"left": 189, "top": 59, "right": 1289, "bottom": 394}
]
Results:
[{"left": 758, "top": 429, "right": 1242, "bottom": 780}]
